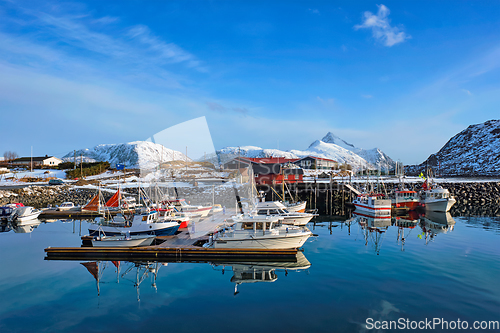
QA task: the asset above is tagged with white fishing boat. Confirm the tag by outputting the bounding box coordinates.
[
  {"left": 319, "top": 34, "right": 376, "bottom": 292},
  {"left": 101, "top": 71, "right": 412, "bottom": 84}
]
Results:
[
  {"left": 420, "top": 187, "right": 456, "bottom": 212},
  {"left": 352, "top": 194, "right": 392, "bottom": 216},
  {"left": 205, "top": 214, "right": 312, "bottom": 249},
  {"left": 254, "top": 201, "right": 316, "bottom": 226},
  {"left": 88, "top": 210, "right": 180, "bottom": 236},
  {"left": 91, "top": 233, "right": 156, "bottom": 247},
  {"left": 8, "top": 206, "right": 42, "bottom": 222}
]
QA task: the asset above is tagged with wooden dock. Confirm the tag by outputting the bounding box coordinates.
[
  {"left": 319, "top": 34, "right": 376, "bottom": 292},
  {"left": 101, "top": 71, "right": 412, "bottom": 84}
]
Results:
[{"left": 44, "top": 246, "right": 298, "bottom": 262}]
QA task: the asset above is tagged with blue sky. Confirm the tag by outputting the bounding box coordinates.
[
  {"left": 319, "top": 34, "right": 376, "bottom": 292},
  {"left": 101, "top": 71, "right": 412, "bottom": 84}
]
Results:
[{"left": 1, "top": 0, "right": 500, "bottom": 164}]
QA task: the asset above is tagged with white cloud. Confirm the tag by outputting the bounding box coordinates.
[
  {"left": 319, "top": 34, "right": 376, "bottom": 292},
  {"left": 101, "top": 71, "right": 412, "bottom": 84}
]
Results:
[
  {"left": 308, "top": 8, "right": 320, "bottom": 15},
  {"left": 354, "top": 4, "right": 410, "bottom": 47}
]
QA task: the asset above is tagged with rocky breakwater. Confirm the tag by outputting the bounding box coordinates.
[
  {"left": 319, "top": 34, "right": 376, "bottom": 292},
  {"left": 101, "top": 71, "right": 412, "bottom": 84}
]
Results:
[
  {"left": 445, "top": 182, "right": 500, "bottom": 216},
  {"left": 0, "top": 186, "right": 97, "bottom": 209}
]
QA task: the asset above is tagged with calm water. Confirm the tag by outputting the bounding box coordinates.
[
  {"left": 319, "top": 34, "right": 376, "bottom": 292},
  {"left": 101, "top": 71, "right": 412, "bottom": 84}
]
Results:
[{"left": 0, "top": 213, "right": 499, "bottom": 333}]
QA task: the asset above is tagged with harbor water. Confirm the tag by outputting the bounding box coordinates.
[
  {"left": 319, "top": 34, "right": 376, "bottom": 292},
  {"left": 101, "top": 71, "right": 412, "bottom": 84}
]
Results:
[{"left": 0, "top": 213, "right": 499, "bottom": 332}]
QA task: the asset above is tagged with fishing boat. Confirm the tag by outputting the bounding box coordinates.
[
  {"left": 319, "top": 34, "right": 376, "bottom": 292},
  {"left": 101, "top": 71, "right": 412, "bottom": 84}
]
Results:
[
  {"left": 88, "top": 210, "right": 180, "bottom": 236},
  {"left": 205, "top": 214, "right": 312, "bottom": 249},
  {"left": 391, "top": 190, "right": 420, "bottom": 210},
  {"left": 419, "top": 186, "right": 456, "bottom": 212},
  {"left": 254, "top": 201, "right": 316, "bottom": 226},
  {"left": 91, "top": 233, "right": 156, "bottom": 247},
  {"left": 352, "top": 194, "right": 392, "bottom": 216},
  {"left": 8, "top": 206, "right": 42, "bottom": 222}
]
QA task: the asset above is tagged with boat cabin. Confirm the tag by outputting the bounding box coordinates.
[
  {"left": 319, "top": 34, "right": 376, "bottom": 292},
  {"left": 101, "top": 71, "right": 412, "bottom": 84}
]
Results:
[
  {"left": 422, "top": 188, "right": 451, "bottom": 200},
  {"left": 394, "top": 191, "right": 418, "bottom": 200}
]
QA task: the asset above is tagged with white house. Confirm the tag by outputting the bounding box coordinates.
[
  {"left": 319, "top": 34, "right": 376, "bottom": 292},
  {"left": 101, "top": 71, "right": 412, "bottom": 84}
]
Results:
[{"left": 13, "top": 155, "right": 63, "bottom": 167}]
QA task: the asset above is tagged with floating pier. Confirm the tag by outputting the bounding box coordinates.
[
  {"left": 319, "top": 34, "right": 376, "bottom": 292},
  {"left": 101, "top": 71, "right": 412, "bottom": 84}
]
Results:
[{"left": 44, "top": 246, "right": 298, "bottom": 262}]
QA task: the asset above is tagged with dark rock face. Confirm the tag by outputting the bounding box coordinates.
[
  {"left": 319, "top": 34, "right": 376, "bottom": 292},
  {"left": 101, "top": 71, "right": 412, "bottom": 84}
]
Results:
[{"left": 406, "top": 119, "right": 500, "bottom": 176}]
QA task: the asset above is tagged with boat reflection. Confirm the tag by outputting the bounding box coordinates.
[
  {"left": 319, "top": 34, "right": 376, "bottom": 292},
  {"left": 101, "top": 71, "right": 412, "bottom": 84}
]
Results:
[
  {"left": 419, "top": 211, "right": 456, "bottom": 245},
  {"left": 212, "top": 252, "right": 311, "bottom": 295},
  {"left": 11, "top": 219, "right": 42, "bottom": 233},
  {"left": 77, "top": 252, "right": 311, "bottom": 299},
  {"left": 81, "top": 260, "right": 164, "bottom": 301},
  {"left": 392, "top": 211, "right": 420, "bottom": 251},
  {"left": 353, "top": 210, "right": 391, "bottom": 255}
]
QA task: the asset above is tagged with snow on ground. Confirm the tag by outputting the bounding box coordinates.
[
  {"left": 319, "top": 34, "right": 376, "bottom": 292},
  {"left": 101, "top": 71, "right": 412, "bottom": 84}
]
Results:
[{"left": 0, "top": 169, "right": 67, "bottom": 185}]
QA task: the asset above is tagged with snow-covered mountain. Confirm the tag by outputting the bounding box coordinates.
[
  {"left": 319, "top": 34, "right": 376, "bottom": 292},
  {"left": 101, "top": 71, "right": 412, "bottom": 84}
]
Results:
[
  {"left": 217, "top": 132, "right": 396, "bottom": 170},
  {"left": 320, "top": 132, "right": 395, "bottom": 170},
  {"left": 63, "top": 141, "right": 190, "bottom": 170},
  {"left": 405, "top": 120, "right": 500, "bottom": 176}
]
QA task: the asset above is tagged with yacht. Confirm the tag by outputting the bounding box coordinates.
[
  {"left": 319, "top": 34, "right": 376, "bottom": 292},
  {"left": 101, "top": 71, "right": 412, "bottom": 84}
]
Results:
[
  {"left": 205, "top": 214, "right": 312, "bottom": 249},
  {"left": 253, "top": 201, "right": 316, "bottom": 226}
]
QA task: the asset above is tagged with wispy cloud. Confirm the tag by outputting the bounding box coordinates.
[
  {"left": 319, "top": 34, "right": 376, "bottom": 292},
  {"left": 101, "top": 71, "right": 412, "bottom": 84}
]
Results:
[
  {"left": 3, "top": 2, "right": 206, "bottom": 73},
  {"left": 308, "top": 8, "right": 320, "bottom": 15},
  {"left": 354, "top": 4, "right": 410, "bottom": 47},
  {"left": 362, "top": 94, "right": 373, "bottom": 99}
]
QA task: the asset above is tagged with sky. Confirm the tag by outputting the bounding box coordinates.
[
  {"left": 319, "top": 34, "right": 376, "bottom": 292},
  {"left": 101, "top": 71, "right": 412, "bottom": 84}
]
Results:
[{"left": 1, "top": 0, "right": 500, "bottom": 164}]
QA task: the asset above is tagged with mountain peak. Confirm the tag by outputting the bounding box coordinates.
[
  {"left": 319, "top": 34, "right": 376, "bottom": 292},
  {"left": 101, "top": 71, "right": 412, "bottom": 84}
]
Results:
[{"left": 321, "top": 132, "right": 357, "bottom": 150}]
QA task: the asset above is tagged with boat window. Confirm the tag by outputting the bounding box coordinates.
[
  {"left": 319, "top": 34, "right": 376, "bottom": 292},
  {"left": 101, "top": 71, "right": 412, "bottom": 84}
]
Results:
[
  {"left": 255, "top": 222, "right": 263, "bottom": 230},
  {"left": 269, "top": 209, "right": 279, "bottom": 215},
  {"left": 142, "top": 215, "right": 148, "bottom": 221},
  {"left": 257, "top": 210, "right": 267, "bottom": 215},
  {"left": 242, "top": 222, "right": 253, "bottom": 230},
  {"left": 282, "top": 209, "right": 290, "bottom": 214}
]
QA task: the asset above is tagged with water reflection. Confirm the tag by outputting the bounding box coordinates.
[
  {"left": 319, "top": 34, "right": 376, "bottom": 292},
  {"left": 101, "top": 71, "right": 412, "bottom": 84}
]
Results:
[
  {"left": 81, "top": 260, "right": 163, "bottom": 301},
  {"left": 354, "top": 211, "right": 391, "bottom": 255},
  {"left": 349, "top": 209, "right": 457, "bottom": 254},
  {"left": 419, "top": 211, "right": 456, "bottom": 245},
  {"left": 212, "top": 252, "right": 311, "bottom": 295},
  {"left": 73, "top": 252, "right": 312, "bottom": 300},
  {"left": 0, "top": 219, "right": 43, "bottom": 233}
]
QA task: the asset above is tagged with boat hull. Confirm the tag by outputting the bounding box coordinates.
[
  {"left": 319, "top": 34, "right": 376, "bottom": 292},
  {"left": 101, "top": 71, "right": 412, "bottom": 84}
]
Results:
[
  {"left": 423, "top": 198, "right": 456, "bottom": 212},
  {"left": 286, "top": 202, "right": 307, "bottom": 213},
  {"left": 92, "top": 235, "right": 155, "bottom": 247},
  {"left": 212, "top": 232, "right": 312, "bottom": 249},
  {"left": 281, "top": 215, "right": 314, "bottom": 226},
  {"left": 88, "top": 222, "right": 179, "bottom": 236}
]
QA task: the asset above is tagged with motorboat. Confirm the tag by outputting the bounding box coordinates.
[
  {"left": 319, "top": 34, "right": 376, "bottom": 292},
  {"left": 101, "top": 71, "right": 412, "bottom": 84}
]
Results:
[
  {"left": 57, "top": 202, "right": 80, "bottom": 211},
  {"left": 205, "top": 214, "right": 312, "bottom": 249},
  {"left": 352, "top": 194, "right": 392, "bottom": 216},
  {"left": 0, "top": 206, "right": 15, "bottom": 221},
  {"left": 253, "top": 201, "right": 316, "bottom": 226},
  {"left": 284, "top": 201, "right": 307, "bottom": 213},
  {"left": 420, "top": 187, "right": 456, "bottom": 212},
  {"left": 8, "top": 206, "right": 42, "bottom": 222},
  {"left": 88, "top": 210, "right": 180, "bottom": 236},
  {"left": 91, "top": 233, "right": 156, "bottom": 247},
  {"left": 162, "top": 198, "right": 212, "bottom": 217}
]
